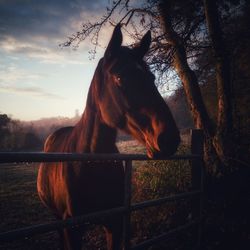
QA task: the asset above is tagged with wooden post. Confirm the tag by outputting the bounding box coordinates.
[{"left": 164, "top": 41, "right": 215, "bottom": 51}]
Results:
[
  {"left": 123, "top": 160, "right": 132, "bottom": 250},
  {"left": 190, "top": 129, "right": 204, "bottom": 249}
]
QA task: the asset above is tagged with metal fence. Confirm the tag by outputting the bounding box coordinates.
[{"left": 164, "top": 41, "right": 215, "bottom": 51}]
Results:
[{"left": 0, "top": 129, "right": 204, "bottom": 249}]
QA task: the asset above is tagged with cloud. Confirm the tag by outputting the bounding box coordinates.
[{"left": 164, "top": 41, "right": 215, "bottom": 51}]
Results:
[
  {"left": 0, "top": 0, "right": 109, "bottom": 65},
  {"left": 0, "top": 0, "right": 106, "bottom": 46},
  {"left": 0, "top": 36, "right": 91, "bottom": 65},
  {"left": 0, "top": 63, "right": 44, "bottom": 84},
  {"left": 0, "top": 84, "right": 64, "bottom": 99},
  {"left": 0, "top": 64, "right": 62, "bottom": 99}
]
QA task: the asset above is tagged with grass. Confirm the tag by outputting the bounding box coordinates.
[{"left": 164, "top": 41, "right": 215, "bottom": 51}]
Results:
[
  {"left": 116, "top": 139, "right": 146, "bottom": 154},
  {"left": 0, "top": 163, "right": 59, "bottom": 250}
]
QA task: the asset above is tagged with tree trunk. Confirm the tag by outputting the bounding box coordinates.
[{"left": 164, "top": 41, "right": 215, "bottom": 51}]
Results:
[
  {"left": 158, "top": 1, "right": 221, "bottom": 173},
  {"left": 203, "top": 0, "right": 234, "bottom": 167},
  {"left": 159, "top": 0, "right": 235, "bottom": 173},
  {"left": 158, "top": 2, "right": 214, "bottom": 135}
]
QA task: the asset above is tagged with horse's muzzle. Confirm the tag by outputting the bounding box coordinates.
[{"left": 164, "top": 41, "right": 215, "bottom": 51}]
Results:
[{"left": 150, "top": 131, "right": 180, "bottom": 158}]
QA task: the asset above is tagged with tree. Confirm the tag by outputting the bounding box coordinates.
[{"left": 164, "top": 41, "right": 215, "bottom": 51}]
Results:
[
  {"left": 0, "top": 114, "right": 11, "bottom": 150},
  {"left": 157, "top": 1, "right": 219, "bottom": 174},
  {"left": 62, "top": 0, "right": 248, "bottom": 174},
  {"left": 22, "top": 131, "right": 42, "bottom": 150},
  {"left": 166, "top": 87, "right": 194, "bottom": 129},
  {"left": 0, "top": 114, "right": 43, "bottom": 151},
  {"left": 203, "top": 0, "right": 233, "bottom": 167}
]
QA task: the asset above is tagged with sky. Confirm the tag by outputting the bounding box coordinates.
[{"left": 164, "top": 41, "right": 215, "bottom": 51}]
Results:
[{"left": 0, "top": 0, "right": 113, "bottom": 121}]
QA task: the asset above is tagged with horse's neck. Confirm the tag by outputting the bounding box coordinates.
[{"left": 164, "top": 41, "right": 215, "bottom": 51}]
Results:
[
  {"left": 72, "top": 107, "right": 118, "bottom": 154},
  {"left": 70, "top": 58, "right": 118, "bottom": 153}
]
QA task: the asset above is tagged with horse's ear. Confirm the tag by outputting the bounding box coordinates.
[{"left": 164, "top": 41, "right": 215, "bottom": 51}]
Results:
[
  {"left": 134, "top": 31, "right": 151, "bottom": 58},
  {"left": 104, "top": 23, "right": 122, "bottom": 59}
]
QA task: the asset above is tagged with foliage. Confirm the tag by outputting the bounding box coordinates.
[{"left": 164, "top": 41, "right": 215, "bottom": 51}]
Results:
[
  {"left": 0, "top": 114, "right": 82, "bottom": 151},
  {"left": 0, "top": 114, "right": 42, "bottom": 151},
  {"left": 0, "top": 114, "right": 11, "bottom": 150}
]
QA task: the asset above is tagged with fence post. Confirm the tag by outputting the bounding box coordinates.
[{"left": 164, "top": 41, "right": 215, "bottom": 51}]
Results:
[
  {"left": 123, "top": 160, "right": 132, "bottom": 250},
  {"left": 190, "top": 129, "right": 204, "bottom": 249}
]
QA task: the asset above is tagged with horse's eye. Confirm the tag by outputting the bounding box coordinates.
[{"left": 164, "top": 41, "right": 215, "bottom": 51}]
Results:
[{"left": 113, "top": 75, "right": 122, "bottom": 86}]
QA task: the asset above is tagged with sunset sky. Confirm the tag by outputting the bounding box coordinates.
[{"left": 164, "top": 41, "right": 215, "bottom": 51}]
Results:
[{"left": 0, "top": 0, "right": 115, "bottom": 121}]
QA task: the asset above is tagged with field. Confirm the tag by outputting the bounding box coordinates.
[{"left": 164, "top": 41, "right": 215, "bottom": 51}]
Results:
[
  {"left": 0, "top": 163, "right": 59, "bottom": 250},
  {"left": 0, "top": 139, "right": 193, "bottom": 250}
]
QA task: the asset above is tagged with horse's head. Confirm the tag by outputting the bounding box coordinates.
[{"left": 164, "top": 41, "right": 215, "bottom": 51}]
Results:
[{"left": 95, "top": 24, "right": 180, "bottom": 158}]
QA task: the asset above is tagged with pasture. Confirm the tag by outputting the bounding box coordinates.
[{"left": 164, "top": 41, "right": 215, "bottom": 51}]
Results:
[
  {"left": 0, "top": 163, "right": 59, "bottom": 250},
  {"left": 0, "top": 139, "right": 195, "bottom": 250}
]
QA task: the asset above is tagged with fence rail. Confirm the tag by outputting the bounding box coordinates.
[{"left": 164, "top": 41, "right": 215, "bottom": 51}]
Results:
[
  {"left": 0, "top": 152, "right": 200, "bottom": 163},
  {"left": 0, "top": 129, "right": 204, "bottom": 250}
]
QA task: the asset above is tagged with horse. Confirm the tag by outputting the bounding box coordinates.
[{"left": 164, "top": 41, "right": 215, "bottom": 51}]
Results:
[{"left": 37, "top": 24, "right": 180, "bottom": 250}]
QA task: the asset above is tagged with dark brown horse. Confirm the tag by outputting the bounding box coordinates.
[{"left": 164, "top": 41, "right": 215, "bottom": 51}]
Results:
[{"left": 37, "top": 24, "right": 180, "bottom": 250}]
